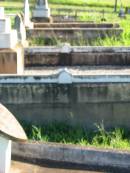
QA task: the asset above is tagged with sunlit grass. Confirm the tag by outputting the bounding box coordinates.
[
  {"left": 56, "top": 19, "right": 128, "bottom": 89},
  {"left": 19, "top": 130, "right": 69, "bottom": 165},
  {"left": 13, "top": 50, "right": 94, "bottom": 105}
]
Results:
[{"left": 23, "top": 121, "right": 130, "bottom": 150}]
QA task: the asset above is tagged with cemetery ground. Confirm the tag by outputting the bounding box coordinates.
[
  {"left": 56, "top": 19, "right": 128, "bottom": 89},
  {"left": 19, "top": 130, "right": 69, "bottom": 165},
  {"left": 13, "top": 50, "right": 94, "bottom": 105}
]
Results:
[
  {"left": 1, "top": 0, "right": 130, "bottom": 151},
  {"left": 23, "top": 121, "right": 130, "bottom": 151},
  {"left": 1, "top": 0, "right": 130, "bottom": 46}
]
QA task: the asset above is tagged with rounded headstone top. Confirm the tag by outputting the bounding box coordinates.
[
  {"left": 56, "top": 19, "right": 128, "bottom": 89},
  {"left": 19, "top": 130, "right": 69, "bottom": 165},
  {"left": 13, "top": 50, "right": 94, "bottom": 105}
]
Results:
[{"left": 0, "top": 104, "right": 27, "bottom": 141}]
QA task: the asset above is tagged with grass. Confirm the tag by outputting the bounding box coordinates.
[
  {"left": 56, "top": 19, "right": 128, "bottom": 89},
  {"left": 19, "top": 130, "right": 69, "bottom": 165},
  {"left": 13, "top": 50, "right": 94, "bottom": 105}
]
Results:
[
  {"left": 1, "top": 0, "right": 130, "bottom": 46},
  {"left": 22, "top": 121, "right": 130, "bottom": 150}
]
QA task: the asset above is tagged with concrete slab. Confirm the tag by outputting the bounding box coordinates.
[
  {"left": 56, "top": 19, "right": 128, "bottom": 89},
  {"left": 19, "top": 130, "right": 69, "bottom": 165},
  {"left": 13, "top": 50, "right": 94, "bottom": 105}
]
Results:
[{"left": 10, "top": 161, "right": 103, "bottom": 173}]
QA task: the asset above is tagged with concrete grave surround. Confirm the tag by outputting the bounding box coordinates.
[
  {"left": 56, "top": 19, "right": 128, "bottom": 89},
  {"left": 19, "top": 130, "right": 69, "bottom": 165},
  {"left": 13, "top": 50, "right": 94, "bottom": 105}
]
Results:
[{"left": 14, "top": 14, "right": 27, "bottom": 45}]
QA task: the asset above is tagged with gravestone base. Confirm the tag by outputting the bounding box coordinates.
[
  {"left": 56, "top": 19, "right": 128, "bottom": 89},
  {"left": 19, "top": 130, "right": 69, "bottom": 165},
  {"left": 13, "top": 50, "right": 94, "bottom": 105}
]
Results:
[
  {"left": 32, "top": 16, "right": 53, "bottom": 23},
  {"left": 0, "top": 30, "right": 17, "bottom": 49},
  {"left": 0, "top": 136, "right": 11, "bottom": 173},
  {"left": 0, "top": 45, "right": 24, "bottom": 74}
]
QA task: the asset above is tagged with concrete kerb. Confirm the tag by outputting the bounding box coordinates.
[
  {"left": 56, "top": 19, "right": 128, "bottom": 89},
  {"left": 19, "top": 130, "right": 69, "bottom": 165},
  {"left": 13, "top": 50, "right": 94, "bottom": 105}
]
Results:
[{"left": 12, "top": 141, "right": 130, "bottom": 170}]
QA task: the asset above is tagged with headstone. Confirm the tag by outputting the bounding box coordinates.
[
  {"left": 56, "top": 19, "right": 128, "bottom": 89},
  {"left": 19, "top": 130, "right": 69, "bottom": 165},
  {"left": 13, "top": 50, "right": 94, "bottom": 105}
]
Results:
[
  {"left": 24, "top": 0, "right": 33, "bottom": 28},
  {"left": 33, "top": 0, "right": 51, "bottom": 22},
  {"left": 58, "top": 68, "right": 72, "bottom": 84},
  {"left": 0, "top": 7, "right": 4, "bottom": 19},
  {"left": 0, "top": 7, "right": 18, "bottom": 48},
  {"left": 0, "top": 103, "right": 27, "bottom": 173},
  {"left": 14, "top": 14, "right": 27, "bottom": 45},
  {"left": 118, "top": 8, "right": 126, "bottom": 18}
]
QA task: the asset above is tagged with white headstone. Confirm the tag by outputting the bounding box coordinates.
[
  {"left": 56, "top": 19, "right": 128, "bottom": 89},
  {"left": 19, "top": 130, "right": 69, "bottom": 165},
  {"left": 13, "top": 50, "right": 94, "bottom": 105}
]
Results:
[
  {"left": 58, "top": 68, "right": 72, "bottom": 84},
  {"left": 0, "top": 18, "right": 11, "bottom": 33},
  {"left": 0, "top": 7, "right": 5, "bottom": 19},
  {"left": 0, "top": 7, "right": 18, "bottom": 48},
  {"left": 33, "top": 0, "right": 50, "bottom": 18},
  {"left": 0, "top": 136, "right": 11, "bottom": 173}
]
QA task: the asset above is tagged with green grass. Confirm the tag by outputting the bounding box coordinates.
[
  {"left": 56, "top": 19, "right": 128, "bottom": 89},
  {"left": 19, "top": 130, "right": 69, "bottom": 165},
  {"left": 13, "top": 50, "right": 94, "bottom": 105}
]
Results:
[
  {"left": 2, "top": 0, "right": 130, "bottom": 46},
  {"left": 49, "top": 0, "right": 130, "bottom": 8},
  {"left": 22, "top": 121, "right": 130, "bottom": 150}
]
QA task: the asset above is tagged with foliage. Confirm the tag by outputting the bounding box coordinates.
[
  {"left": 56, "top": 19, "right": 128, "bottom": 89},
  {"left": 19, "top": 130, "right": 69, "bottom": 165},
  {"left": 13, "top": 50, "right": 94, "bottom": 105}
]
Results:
[{"left": 22, "top": 121, "right": 130, "bottom": 150}]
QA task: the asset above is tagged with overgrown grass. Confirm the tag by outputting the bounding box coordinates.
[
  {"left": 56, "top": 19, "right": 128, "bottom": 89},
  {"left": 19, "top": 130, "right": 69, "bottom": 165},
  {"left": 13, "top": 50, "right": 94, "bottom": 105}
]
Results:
[{"left": 22, "top": 121, "right": 130, "bottom": 150}]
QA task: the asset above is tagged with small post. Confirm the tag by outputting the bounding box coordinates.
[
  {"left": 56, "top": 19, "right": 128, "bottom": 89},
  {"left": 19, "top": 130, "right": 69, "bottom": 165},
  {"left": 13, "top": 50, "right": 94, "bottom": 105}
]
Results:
[
  {"left": 0, "top": 136, "right": 11, "bottom": 173},
  {"left": 114, "top": 0, "right": 118, "bottom": 12}
]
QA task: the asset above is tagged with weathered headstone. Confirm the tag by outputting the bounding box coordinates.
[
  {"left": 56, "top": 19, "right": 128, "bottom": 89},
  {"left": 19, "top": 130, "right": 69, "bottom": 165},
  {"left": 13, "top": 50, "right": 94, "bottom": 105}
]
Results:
[
  {"left": 33, "top": 0, "right": 51, "bottom": 22},
  {"left": 0, "top": 103, "right": 27, "bottom": 173},
  {"left": 0, "top": 7, "right": 18, "bottom": 48},
  {"left": 14, "top": 14, "right": 27, "bottom": 45}
]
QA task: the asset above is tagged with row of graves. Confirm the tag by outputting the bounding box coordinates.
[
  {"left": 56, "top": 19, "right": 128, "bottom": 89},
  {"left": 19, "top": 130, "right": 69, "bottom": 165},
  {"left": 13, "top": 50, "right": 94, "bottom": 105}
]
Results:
[
  {"left": 0, "top": 1, "right": 130, "bottom": 172},
  {"left": 1, "top": 0, "right": 130, "bottom": 132}
]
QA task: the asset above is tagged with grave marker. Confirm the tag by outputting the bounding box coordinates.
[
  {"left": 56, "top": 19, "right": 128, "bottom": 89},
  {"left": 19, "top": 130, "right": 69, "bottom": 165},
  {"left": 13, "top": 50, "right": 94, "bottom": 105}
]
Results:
[
  {"left": 0, "top": 7, "right": 18, "bottom": 48},
  {"left": 0, "top": 103, "right": 27, "bottom": 173},
  {"left": 33, "top": 0, "right": 51, "bottom": 22}
]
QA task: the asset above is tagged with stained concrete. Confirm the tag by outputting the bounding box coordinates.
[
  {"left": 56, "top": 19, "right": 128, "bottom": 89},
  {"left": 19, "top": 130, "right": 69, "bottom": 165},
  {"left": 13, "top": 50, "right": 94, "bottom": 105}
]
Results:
[
  {"left": 0, "top": 82, "right": 130, "bottom": 129},
  {"left": 12, "top": 141, "right": 130, "bottom": 172},
  {"left": 34, "top": 23, "right": 120, "bottom": 28},
  {"left": 27, "top": 28, "right": 123, "bottom": 41},
  {"left": 10, "top": 161, "right": 103, "bottom": 173},
  {"left": 0, "top": 49, "right": 17, "bottom": 73},
  {"left": 25, "top": 46, "right": 130, "bottom": 67}
]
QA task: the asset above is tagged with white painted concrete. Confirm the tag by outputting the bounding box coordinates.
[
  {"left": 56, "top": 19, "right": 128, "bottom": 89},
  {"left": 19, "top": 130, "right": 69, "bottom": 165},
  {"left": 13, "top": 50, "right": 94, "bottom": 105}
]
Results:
[
  {"left": 0, "top": 7, "right": 5, "bottom": 19},
  {"left": 58, "top": 68, "right": 72, "bottom": 84},
  {"left": 24, "top": 0, "right": 33, "bottom": 28},
  {"left": 0, "top": 18, "right": 11, "bottom": 33},
  {"left": 0, "top": 9, "right": 18, "bottom": 48},
  {"left": 0, "top": 136, "right": 11, "bottom": 173},
  {"left": 25, "top": 46, "right": 130, "bottom": 53},
  {"left": 1, "top": 72, "right": 130, "bottom": 84},
  {"left": 0, "top": 30, "right": 18, "bottom": 48},
  {"left": 60, "top": 43, "right": 71, "bottom": 53}
]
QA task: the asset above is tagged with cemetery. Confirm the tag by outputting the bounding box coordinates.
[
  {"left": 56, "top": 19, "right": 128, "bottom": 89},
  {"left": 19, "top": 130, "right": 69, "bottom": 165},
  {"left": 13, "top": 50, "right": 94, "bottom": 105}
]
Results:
[{"left": 1, "top": 0, "right": 130, "bottom": 172}]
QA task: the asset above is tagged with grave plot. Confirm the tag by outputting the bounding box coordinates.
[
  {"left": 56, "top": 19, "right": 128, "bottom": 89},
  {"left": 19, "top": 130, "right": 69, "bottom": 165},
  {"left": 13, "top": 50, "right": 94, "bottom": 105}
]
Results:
[{"left": 25, "top": 0, "right": 123, "bottom": 46}]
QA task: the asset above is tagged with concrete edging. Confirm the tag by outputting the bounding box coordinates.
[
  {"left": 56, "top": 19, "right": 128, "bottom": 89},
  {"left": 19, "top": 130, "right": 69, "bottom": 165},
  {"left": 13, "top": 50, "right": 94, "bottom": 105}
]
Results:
[{"left": 12, "top": 141, "right": 130, "bottom": 169}]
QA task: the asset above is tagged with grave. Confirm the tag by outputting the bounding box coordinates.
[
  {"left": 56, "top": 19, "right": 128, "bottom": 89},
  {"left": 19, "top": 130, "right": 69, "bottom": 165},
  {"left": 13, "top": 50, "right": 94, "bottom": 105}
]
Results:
[
  {"left": 0, "top": 103, "right": 27, "bottom": 173},
  {"left": 0, "top": 8, "right": 24, "bottom": 74},
  {"left": 30, "top": 0, "right": 123, "bottom": 43},
  {"left": 0, "top": 7, "right": 18, "bottom": 49},
  {"left": 32, "top": 0, "right": 51, "bottom": 22}
]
